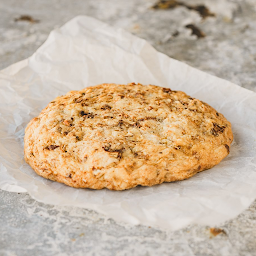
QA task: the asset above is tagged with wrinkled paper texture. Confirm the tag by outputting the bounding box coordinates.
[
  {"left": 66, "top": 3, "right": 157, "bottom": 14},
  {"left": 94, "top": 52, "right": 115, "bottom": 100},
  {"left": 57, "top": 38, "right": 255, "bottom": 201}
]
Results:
[{"left": 1, "top": 16, "right": 256, "bottom": 231}]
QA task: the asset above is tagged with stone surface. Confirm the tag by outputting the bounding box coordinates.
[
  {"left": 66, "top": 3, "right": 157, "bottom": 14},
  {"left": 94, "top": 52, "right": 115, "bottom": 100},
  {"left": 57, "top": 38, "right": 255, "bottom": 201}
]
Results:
[{"left": 0, "top": 0, "right": 256, "bottom": 255}]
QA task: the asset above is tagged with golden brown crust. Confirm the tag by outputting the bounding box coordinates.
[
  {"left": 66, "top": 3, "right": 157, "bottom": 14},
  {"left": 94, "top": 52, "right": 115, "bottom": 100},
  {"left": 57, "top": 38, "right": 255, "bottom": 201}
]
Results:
[{"left": 24, "top": 83, "right": 233, "bottom": 190}]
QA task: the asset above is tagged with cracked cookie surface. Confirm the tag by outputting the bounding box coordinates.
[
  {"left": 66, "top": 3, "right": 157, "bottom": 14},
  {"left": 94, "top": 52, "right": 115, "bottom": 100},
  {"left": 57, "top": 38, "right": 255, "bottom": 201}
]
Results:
[{"left": 24, "top": 83, "right": 233, "bottom": 190}]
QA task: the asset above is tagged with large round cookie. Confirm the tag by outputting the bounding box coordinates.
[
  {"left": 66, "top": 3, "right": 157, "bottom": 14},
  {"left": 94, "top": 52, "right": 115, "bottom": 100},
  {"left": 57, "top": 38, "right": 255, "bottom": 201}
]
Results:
[{"left": 24, "top": 83, "right": 233, "bottom": 190}]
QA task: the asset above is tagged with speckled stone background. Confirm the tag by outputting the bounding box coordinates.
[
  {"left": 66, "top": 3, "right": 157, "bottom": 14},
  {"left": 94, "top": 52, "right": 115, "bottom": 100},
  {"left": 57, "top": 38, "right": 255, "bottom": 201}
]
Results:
[{"left": 0, "top": 0, "right": 256, "bottom": 255}]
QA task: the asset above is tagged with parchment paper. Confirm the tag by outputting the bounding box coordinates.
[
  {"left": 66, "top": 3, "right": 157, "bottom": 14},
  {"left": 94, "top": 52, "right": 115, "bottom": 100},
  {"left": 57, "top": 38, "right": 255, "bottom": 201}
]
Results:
[{"left": 1, "top": 16, "right": 256, "bottom": 231}]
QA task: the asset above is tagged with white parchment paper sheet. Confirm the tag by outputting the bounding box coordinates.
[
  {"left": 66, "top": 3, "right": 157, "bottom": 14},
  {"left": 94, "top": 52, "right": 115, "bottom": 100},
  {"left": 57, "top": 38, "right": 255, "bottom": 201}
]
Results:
[{"left": 1, "top": 16, "right": 256, "bottom": 231}]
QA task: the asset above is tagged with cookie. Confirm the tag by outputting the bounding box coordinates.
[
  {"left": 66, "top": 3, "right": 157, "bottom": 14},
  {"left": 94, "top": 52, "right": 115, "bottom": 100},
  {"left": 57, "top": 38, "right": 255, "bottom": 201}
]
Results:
[{"left": 24, "top": 83, "right": 233, "bottom": 190}]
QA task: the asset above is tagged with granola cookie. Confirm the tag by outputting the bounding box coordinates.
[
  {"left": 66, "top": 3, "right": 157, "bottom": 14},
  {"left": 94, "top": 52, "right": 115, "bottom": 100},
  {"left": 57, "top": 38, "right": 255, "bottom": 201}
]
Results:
[{"left": 24, "top": 83, "right": 233, "bottom": 190}]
